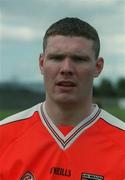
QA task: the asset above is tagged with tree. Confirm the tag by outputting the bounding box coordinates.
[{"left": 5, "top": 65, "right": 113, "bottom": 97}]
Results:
[
  {"left": 96, "top": 78, "right": 116, "bottom": 97},
  {"left": 116, "top": 78, "right": 125, "bottom": 97}
]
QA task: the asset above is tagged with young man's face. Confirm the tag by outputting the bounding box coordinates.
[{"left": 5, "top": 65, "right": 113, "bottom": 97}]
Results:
[{"left": 39, "top": 35, "right": 103, "bottom": 106}]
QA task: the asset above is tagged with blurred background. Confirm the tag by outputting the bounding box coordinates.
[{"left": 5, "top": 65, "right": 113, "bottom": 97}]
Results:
[{"left": 0, "top": 0, "right": 125, "bottom": 121}]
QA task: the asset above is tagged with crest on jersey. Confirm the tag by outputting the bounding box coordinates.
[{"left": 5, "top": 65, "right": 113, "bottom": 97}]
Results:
[
  {"left": 20, "top": 171, "right": 35, "bottom": 180},
  {"left": 81, "top": 173, "right": 104, "bottom": 180}
]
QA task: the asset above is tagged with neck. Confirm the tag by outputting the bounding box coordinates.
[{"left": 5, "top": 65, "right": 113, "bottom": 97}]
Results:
[{"left": 44, "top": 98, "right": 93, "bottom": 126}]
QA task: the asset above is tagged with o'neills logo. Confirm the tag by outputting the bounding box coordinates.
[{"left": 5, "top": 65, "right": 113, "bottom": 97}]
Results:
[
  {"left": 50, "top": 167, "right": 71, "bottom": 177},
  {"left": 20, "top": 171, "right": 35, "bottom": 180}
]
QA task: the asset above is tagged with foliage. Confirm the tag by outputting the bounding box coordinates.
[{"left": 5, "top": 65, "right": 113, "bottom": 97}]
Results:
[
  {"left": 116, "top": 78, "right": 125, "bottom": 97},
  {"left": 94, "top": 77, "right": 125, "bottom": 97},
  {"left": 0, "top": 78, "right": 125, "bottom": 110}
]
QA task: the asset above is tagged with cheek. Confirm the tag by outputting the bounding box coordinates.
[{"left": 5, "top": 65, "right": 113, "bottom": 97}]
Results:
[
  {"left": 78, "top": 66, "right": 95, "bottom": 79},
  {"left": 78, "top": 67, "right": 95, "bottom": 90},
  {"left": 43, "top": 65, "right": 57, "bottom": 85}
]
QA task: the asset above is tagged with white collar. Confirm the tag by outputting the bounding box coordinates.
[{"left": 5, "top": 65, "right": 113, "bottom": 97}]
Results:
[{"left": 38, "top": 102, "right": 101, "bottom": 150}]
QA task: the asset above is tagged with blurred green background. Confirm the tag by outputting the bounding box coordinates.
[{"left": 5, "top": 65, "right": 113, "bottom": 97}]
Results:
[{"left": 0, "top": 78, "right": 125, "bottom": 122}]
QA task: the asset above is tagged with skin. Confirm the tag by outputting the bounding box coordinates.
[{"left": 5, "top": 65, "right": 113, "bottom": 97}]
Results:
[{"left": 39, "top": 35, "right": 104, "bottom": 125}]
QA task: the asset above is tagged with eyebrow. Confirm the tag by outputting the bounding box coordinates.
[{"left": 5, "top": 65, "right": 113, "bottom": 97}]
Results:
[
  {"left": 70, "top": 54, "right": 90, "bottom": 60},
  {"left": 46, "top": 52, "right": 90, "bottom": 60},
  {"left": 46, "top": 53, "right": 65, "bottom": 59}
]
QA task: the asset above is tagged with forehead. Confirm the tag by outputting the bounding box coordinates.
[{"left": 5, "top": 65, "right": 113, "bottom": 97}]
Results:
[{"left": 45, "top": 35, "right": 95, "bottom": 56}]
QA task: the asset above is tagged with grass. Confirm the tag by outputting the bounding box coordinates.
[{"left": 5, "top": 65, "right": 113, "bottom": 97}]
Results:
[
  {"left": 0, "top": 109, "right": 23, "bottom": 120},
  {"left": 104, "top": 107, "right": 125, "bottom": 122},
  {"left": 0, "top": 107, "right": 125, "bottom": 122}
]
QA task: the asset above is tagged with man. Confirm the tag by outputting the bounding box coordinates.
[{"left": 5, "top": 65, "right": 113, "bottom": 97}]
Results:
[{"left": 0, "top": 17, "right": 125, "bottom": 180}]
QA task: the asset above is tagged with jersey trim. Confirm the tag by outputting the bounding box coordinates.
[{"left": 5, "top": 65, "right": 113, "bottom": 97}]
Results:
[
  {"left": 1, "top": 102, "right": 124, "bottom": 150},
  {"left": 100, "top": 109, "right": 125, "bottom": 131},
  {"left": 0, "top": 104, "right": 39, "bottom": 125},
  {"left": 40, "top": 102, "right": 101, "bottom": 150}
]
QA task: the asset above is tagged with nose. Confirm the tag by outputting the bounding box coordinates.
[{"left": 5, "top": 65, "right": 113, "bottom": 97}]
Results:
[{"left": 59, "top": 58, "right": 74, "bottom": 76}]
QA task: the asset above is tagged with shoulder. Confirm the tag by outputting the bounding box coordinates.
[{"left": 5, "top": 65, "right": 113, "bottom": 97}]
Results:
[
  {"left": 0, "top": 103, "right": 42, "bottom": 152},
  {"left": 0, "top": 103, "right": 42, "bottom": 126},
  {"left": 100, "top": 108, "right": 125, "bottom": 131},
  {"left": 99, "top": 108, "right": 125, "bottom": 154}
]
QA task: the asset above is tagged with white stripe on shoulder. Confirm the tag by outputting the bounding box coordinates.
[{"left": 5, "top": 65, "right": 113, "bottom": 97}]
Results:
[
  {"left": 100, "top": 109, "right": 125, "bottom": 130},
  {"left": 0, "top": 103, "right": 42, "bottom": 125}
]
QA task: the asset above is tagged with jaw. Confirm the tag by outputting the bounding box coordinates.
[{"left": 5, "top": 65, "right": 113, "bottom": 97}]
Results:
[{"left": 46, "top": 88, "right": 92, "bottom": 109}]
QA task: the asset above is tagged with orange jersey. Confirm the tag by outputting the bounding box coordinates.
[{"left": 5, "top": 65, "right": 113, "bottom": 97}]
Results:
[{"left": 0, "top": 102, "right": 125, "bottom": 180}]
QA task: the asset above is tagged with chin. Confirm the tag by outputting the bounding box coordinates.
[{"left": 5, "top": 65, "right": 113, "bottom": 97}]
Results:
[{"left": 55, "top": 96, "right": 77, "bottom": 105}]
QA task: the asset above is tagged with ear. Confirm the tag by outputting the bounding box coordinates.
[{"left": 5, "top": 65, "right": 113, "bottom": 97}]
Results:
[
  {"left": 94, "top": 57, "right": 104, "bottom": 78},
  {"left": 39, "top": 53, "right": 45, "bottom": 74}
]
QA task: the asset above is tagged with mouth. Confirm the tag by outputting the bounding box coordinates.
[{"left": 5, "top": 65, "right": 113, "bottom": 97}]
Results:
[{"left": 56, "top": 81, "right": 76, "bottom": 88}]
